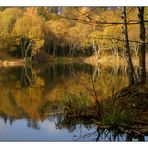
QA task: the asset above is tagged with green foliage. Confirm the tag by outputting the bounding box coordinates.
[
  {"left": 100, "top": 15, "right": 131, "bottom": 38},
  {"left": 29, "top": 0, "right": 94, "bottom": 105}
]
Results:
[
  {"left": 61, "top": 92, "right": 92, "bottom": 117},
  {"left": 37, "top": 7, "right": 49, "bottom": 20},
  {"left": 103, "top": 109, "right": 133, "bottom": 127}
]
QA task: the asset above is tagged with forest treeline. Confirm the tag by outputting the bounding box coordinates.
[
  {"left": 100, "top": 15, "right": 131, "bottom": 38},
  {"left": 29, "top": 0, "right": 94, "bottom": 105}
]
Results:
[{"left": 0, "top": 7, "right": 147, "bottom": 60}]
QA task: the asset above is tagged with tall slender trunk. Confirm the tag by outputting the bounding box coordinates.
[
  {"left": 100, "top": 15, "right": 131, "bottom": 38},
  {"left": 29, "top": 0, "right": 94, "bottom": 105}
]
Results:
[
  {"left": 53, "top": 41, "right": 57, "bottom": 57},
  {"left": 122, "top": 7, "right": 135, "bottom": 86},
  {"left": 92, "top": 41, "right": 100, "bottom": 62},
  {"left": 138, "top": 7, "right": 146, "bottom": 84}
]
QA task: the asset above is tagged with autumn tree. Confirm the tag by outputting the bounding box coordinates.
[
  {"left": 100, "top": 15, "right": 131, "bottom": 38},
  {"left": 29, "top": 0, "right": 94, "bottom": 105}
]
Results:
[
  {"left": 12, "top": 7, "right": 45, "bottom": 60},
  {"left": 66, "top": 23, "right": 92, "bottom": 57},
  {"left": 45, "top": 18, "right": 70, "bottom": 56},
  {"left": 0, "top": 7, "right": 147, "bottom": 63},
  {"left": 0, "top": 8, "right": 23, "bottom": 52}
]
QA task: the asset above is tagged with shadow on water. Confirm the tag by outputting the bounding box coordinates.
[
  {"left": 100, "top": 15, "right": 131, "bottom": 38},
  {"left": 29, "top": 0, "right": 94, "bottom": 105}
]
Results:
[
  {"left": 54, "top": 111, "right": 148, "bottom": 141},
  {"left": 0, "top": 63, "right": 147, "bottom": 141}
]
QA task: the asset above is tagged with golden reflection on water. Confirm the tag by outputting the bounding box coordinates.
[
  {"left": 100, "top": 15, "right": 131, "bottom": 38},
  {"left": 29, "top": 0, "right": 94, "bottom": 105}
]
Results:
[{"left": 0, "top": 63, "right": 129, "bottom": 121}]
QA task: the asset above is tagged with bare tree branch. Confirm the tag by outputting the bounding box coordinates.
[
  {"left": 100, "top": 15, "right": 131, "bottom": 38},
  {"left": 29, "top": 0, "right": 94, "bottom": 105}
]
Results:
[
  {"left": 86, "top": 35, "right": 148, "bottom": 44},
  {"left": 57, "top": 14, "right": 148, "bottom": 27}
]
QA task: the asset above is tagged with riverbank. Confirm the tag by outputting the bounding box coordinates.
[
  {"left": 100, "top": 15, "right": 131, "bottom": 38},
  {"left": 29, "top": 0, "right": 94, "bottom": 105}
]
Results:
[
  {"left": 0, "top": 59, "right": 26, "bottom": 67},
  {"left": 0, "top": 54, "right": 148, "bottom": 67},
  {"left": 84, "top": 54, "right": 148, "bottom": 67},
  {"left": 0, "top": 56, "right": 84, "bottom": 67},
  {"left": 47, "top": 56, "right": 84, "bottom": 64},
  {"left": 97, "top": 85, "right": 148, "bottom": 135},
  {"left": 61, "top": 85, "right": 148, "bottom": 136}
]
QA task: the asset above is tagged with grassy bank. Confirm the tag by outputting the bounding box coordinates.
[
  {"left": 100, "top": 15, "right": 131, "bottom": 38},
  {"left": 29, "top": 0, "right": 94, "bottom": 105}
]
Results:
[{"left": 84, "top": 54, "right": 148, "bottom": 67}]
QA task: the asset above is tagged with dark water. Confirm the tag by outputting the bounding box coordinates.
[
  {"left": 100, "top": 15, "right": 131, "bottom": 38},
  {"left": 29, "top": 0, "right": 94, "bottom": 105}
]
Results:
[{"left": 0, "top": 63, "right": 147, "bottom": 141}]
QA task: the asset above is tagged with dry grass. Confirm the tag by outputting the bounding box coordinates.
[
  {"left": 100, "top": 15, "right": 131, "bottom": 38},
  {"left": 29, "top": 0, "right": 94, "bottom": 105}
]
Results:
[
  {"left": 84, "top": 54, "right": 148, "bottom": 68},
  {"left": 0, "top": 59, "right": 26, "bottom": 67}
]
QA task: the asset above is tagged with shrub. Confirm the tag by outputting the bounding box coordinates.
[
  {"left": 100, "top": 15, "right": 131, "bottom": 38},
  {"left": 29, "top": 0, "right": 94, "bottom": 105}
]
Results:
[
  {"left": 103, "top": 109, "right": 133, "bottom": 127},
  {"left": 61, "top": 92, "right": 92, "bottom": 117}
]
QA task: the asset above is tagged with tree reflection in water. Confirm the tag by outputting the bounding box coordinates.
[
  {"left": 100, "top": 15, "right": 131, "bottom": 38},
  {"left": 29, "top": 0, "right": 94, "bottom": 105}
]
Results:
[
  {"left": 55, "top": 115, "right": 146, "bottom": 141},
  {"left": 21, "top": 65, "right": 35, "bottom": 88},
  {"left": 0, "top": 112, "right": 146, "bottom": 141},
  {"left": 0, "top": 63, "right": 147, "bottom": 141},
  {"left": 27, "top": 119, "right": 40, "bottom": 130}
]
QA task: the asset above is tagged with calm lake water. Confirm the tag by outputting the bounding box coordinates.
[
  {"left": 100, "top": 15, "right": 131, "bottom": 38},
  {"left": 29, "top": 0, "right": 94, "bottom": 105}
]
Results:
[{"left": 0, "top": 63, "right": 147, "bottom": 141}]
